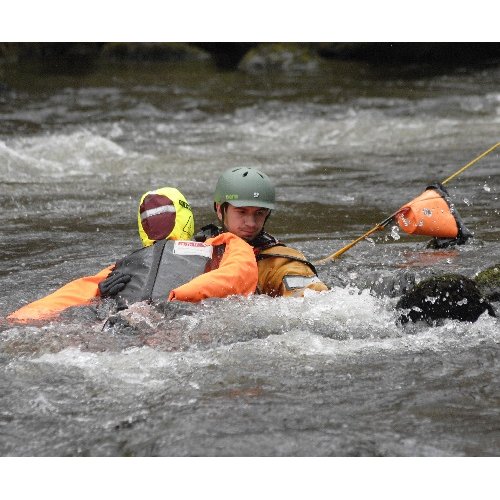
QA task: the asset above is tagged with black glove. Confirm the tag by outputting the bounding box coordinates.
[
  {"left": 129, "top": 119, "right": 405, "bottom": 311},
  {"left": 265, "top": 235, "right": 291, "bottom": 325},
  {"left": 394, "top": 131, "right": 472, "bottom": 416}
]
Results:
[{"left": 98, "top": 271, "right": 131, "bottom": 298}]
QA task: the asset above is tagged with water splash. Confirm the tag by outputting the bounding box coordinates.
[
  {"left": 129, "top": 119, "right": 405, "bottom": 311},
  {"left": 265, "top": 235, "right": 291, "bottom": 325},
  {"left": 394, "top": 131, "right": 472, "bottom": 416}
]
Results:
[{"left": 391, "top": 226, "right": 401, "bottom": 240}]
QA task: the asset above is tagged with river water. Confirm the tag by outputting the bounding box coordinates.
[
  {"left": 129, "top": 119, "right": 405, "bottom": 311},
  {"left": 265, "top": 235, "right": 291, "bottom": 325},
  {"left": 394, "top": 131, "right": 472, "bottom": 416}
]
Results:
[{"left": 0, "top": 59, "right": 499, "bottom": 457}]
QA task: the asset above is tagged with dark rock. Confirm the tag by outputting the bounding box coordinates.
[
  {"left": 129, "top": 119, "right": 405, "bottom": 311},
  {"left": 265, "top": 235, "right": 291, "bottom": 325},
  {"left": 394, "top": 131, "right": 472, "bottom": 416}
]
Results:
[
  {"left": 474, "top": 264, "right": 500, "bottom": 302},
  {"left": 396, "top": 273, "right": 496, "bottom": 324},
  {"left": 15, "top": 42, "right": 103, "bottom": 61},
  {"left": 238, "top": 43, "right": 321, "bottom": 73},
  {"left": 12, "top": 42, "right": 102, "bottom": 74},
  {"left": 100, "top": 42, "right": 211, "bottom": 63}
]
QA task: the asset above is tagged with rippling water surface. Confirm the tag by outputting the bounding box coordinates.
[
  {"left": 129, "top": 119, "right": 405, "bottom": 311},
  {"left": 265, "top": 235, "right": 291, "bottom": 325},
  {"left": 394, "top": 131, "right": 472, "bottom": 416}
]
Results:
[{"left": 1, "top": 60, "right": 499, "bottom": 456}]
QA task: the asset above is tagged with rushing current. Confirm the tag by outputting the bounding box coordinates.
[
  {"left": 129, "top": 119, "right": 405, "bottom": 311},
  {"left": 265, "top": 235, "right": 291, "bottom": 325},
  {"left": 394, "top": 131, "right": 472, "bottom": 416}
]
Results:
[{"left": 0, "top": 59, "right": 499, "bottom": 456}]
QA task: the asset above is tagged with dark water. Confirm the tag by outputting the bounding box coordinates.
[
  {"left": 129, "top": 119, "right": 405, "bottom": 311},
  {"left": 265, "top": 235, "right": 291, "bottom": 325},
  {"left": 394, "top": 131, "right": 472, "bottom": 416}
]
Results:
[{"left": 0, "top": 60, "right": 499, "bottom": 456}]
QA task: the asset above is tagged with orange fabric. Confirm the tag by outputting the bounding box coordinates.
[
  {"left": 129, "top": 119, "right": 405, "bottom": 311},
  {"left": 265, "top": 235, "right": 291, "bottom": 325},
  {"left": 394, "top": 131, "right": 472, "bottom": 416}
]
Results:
[
  {"left": 168, "top": 233, "right": 258, "bottom": 303},
  {"left": 396, "top": 189, "right": 458, "bottom": 238},
  {"left": 7, "top": 265, "right": 114, "bottom": 323}
]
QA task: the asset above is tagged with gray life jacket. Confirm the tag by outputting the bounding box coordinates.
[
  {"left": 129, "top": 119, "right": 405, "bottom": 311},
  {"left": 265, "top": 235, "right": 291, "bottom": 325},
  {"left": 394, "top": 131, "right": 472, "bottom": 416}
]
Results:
[{"left": 113, "top": 239, "right": 213, "bottom": 307}]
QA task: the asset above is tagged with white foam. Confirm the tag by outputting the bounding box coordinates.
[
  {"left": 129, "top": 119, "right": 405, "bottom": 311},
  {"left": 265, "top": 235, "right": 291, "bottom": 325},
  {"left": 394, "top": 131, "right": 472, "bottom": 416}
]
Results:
[
  {"left": 0, "top": 130, "right": 132, "bottom": 179},
  {"left": 30, "top": 343, "right": 220, "bottom": 388},
  {"left": 19, "top": 287, "right": 499, "bottom": 383},
  {"left": 189, "top": 287, "right": 401, "bottom": 343}
]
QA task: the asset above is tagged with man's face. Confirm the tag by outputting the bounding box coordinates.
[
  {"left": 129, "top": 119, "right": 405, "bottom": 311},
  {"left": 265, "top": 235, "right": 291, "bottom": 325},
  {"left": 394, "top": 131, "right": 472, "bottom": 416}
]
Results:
[{"left": 216, "top": 203, "right": 270, "bottom": 241}]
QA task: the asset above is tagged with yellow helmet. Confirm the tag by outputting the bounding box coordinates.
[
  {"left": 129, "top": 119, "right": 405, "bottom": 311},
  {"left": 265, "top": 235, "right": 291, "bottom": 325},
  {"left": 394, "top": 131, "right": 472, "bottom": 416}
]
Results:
[{"left": 138, "top": 187, "right": 194, "bottom": 247}]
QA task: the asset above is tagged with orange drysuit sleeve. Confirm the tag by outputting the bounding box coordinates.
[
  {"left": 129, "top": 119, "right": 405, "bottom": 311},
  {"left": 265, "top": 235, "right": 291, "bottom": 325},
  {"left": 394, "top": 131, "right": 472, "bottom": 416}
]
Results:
[
  {"left": 257, "top": 246, "right": 329, "bottom": 297},
  {"left": 168, "top": 233, "right": 258, "bottom": 303},
  {"left": 7, "top": 265, "right": 114, "bottom": 323}
]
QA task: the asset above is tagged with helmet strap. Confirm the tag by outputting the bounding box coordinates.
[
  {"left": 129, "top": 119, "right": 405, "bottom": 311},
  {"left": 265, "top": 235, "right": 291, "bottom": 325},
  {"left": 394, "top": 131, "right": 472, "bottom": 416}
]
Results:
[
  {"left": 215, "top": 202, "right": 229, "bottom": 229},
  {"left": 264, "top": 211, "right": 272, "bottom": 226}
]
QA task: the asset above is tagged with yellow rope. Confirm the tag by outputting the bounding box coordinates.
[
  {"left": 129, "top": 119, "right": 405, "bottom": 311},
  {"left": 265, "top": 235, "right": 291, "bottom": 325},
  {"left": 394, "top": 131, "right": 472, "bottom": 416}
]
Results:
[
  {"left": 441, "top": 142, "right": 500, "bottom": 185},
  {"left": 313, "top": 224, "right": 384, "bottom": 265}
]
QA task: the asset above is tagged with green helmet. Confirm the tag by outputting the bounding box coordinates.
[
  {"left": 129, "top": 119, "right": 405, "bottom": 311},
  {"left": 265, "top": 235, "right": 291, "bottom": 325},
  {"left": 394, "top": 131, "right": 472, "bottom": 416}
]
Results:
[{"left": 213, "top": 167, "right": 276, "bottom": 210}]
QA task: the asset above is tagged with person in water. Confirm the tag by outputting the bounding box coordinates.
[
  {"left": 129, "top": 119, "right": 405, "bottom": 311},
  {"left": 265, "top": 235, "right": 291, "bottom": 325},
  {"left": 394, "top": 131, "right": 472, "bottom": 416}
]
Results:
[
  {"left": 195, "top": 167, "right": 329, "bottom": 297},
  {"left": 7, "top": 187, "right": 258, "bottom": 323}
]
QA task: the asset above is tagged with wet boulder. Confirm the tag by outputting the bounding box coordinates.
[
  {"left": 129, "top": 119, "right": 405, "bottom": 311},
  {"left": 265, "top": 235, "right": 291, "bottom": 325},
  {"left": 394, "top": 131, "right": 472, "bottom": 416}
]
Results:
[
  {"left": 100, "top": 43, "right": 211, "bottom": 63},
  {"left": 474, "top": 264, "right": 500, "bottom": 302},
  {"left": 238, "top": 43, "right": 320, "bottom": 73},
  {"left": 396, "top": 273, "right": 496, "bottom": 324}
]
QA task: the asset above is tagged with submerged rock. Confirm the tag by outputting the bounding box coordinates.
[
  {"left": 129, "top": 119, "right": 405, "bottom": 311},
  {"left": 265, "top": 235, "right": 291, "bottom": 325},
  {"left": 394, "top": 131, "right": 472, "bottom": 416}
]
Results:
[{"left": 396, "top": 273, "right": 496, "bottom": 325}]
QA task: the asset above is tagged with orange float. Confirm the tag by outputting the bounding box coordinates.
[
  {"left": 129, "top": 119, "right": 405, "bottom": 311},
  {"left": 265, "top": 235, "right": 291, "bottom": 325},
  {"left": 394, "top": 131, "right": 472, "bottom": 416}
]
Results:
[{"left": 396, "top": 185, "right": 459, "bottom": 238}]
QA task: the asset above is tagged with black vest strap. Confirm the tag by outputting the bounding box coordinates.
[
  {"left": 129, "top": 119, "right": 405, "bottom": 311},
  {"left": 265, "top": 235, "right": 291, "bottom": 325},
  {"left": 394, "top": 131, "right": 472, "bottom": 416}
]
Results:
[{"left": 194, "top": 224, "right": 220, "bottom": 242}]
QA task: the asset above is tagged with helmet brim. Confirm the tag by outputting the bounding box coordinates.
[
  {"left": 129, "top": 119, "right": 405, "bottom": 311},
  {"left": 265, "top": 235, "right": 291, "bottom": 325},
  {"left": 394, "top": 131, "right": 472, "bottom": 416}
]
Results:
[{"left": 227, "top": 200, "right": 275, "bottom": 210}]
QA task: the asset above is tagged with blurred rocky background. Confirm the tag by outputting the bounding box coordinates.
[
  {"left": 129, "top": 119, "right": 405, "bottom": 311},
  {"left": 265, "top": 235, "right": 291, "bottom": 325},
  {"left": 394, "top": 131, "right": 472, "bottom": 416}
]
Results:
[{"left": 1, "top": 42, "right": 499, "bottom": 76}]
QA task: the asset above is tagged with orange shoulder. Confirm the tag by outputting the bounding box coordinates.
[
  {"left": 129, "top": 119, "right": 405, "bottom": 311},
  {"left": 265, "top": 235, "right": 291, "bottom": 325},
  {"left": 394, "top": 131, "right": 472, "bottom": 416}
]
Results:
[{"left": 169, "top": 233, "right": 257, "bottom": 302}]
